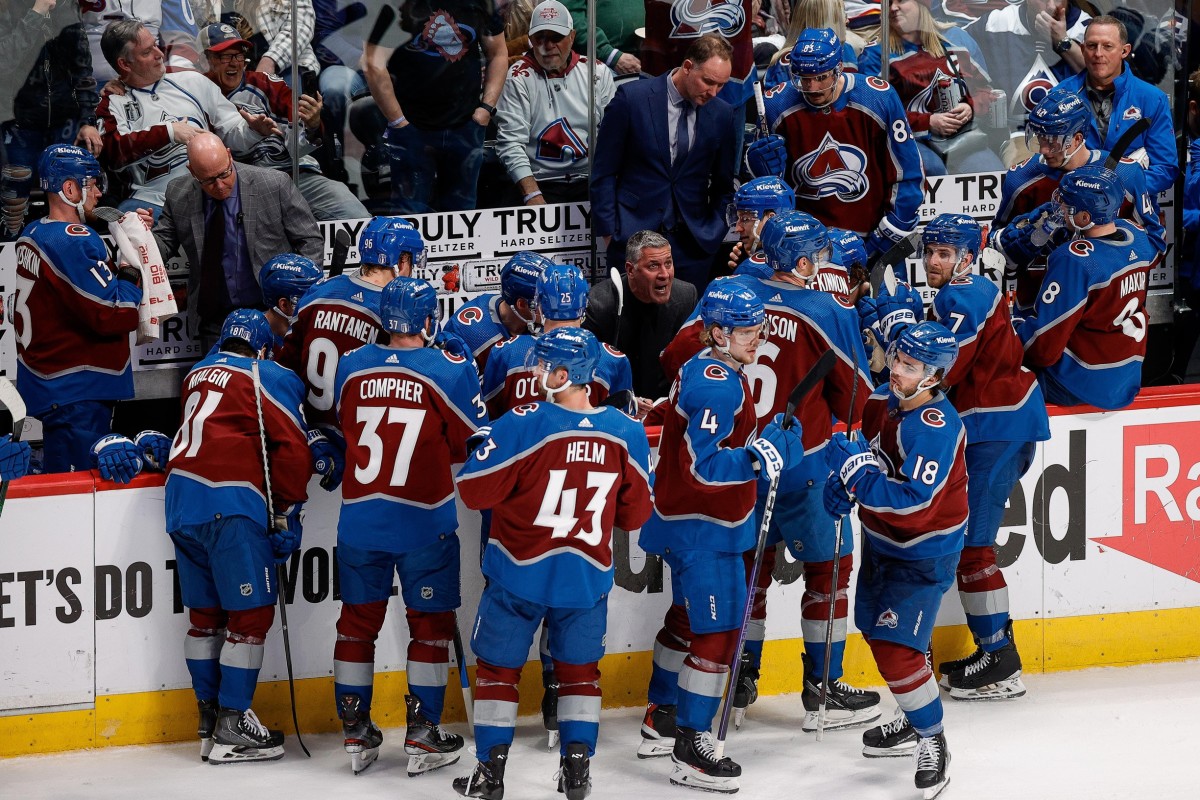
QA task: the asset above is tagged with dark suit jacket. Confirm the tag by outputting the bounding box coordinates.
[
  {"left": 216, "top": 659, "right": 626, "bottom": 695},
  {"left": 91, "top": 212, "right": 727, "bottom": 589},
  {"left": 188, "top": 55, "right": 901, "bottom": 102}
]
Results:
[
  {"left": 153, "top": 162, "right": 323, "bottom": 331},
  {"left": 590, "top": 72, "right": 737, "bottom": 251}
]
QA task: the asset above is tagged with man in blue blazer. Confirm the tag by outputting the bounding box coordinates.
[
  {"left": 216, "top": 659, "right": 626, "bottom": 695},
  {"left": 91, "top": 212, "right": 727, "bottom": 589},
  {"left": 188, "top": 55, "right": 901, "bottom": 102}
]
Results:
[{"left": 591, "top": 34, "right": 738, "bottom": 290}]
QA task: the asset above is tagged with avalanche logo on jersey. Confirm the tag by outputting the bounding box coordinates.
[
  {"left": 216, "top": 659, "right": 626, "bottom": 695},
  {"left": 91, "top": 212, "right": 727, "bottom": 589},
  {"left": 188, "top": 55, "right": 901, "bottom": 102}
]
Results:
[
  {"left": 921, "top": 407, "right": 946, "bottom": 428},
  {"left": 703, "top": 364, "right": 728, "bottom": 381},
  {"left": 876, "top": 608, "right": 899, "bottom": 628},
  {"left": 1015, "top": 61, "right": 1057, "bottom": 117},
  {"left": 456, "top": 306, "right": 485, "bottom": 325},
  {"left": 792, "top": 133, "right": 869, "bottom": 202},
  {"left": 908, "top": 69, "right": 957, "bottom": 114},
  {"left": 412, "top": 10, "right": 476, "bottom": 62},
  {"left": 1069, "top": 240, "right": 1095, "bottom": 257},
  {"left": 536, "top": 119, "right": 587, "bottom": 165},
  {"left": 669, "top": 0, "right": 745, "bottom": 39}
]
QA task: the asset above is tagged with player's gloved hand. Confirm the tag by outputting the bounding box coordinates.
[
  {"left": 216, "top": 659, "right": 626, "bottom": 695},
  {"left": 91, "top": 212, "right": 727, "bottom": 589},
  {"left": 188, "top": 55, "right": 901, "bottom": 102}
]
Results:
[
  {"left": 269, "top": 504, "right": 304, "bottom": 562},
  {"left": 748, "top": 413, "right": 804, "bottom": 481},
  {"left": 865, "top": 227, "right": 909, "bottom": 271},
  {"left": 116, "top": 263, "right": 142, "bottom": 285},
  {"left": 857, "top": 295, "right": 881, "bottom": 339},
  {"left": 91, "top": 434, "right": 145, "bottom": 484},
  {"left": 822, "top": 472, "right": 855, "bottom": 517},
  {"left": 307, "top": 429, "right": 344, "bottom": 491},
  {"left": 434, "top": 328, "right": 472, "bottom": 361},
  {"left": 133, "top": 430, "right": 171, "bottom": 471},
  {"left": 466, "top": 425, "right": 492, "bottom": 456},
  {"left": 876, "top": 281, "right": 922, "bottom": 343},
  {"left": 0, "top": 434, "right": 32, "bottom": 481},
  {"left": 746, "top": 134, "right": 788, "bottom": 178},
  {"left": 825, "top": 432, "right": 877, "bottom": 493}
]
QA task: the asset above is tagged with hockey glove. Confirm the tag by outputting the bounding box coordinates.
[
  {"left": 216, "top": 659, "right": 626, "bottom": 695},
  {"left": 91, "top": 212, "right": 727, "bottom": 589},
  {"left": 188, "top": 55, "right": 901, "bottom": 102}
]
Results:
[
  {"left": 748, "top": 412, "right": 804, "bottom": 482},
  {"left": 91, "top": 434, "right": 145, "bottom": 484},
  {"left": 865, "top": 227, "right": 909, "bottom": 267},
  {"left": 134, "top": 430, "right": 172, "bottom": 471},
  {"left": 825, "top": 432, "right": 877, "bottom": 493},
  {"left": 0, "top": 434, "right": 32, "bottom": 481},
  {"left": 822, "top": 472, "right": 855, "bottom": 517},
  {"left": 746, "top": 134, "right": 788, "bottom": 178},
  {"left": 876, "top": 281, "right": 923, "bottom": 343},
  {"left": 435, "top": 329, "right": 472, "bottom": 361},
  {"left": 269, "top": 504, "right": 304, "bottom": 562},
  {"left": 466, "top": 425, "right": 493, "bottom": 456},
  {"left": 307, "top": 429, "right": 344, "bottom": 491}
]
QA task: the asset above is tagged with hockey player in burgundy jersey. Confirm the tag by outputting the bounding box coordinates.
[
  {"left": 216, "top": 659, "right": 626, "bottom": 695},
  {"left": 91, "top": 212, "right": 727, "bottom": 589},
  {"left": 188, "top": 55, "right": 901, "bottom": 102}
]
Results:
[
  {"left": 482, "top": 264, "right": 633, "bottom": 418},
  {"left": 639, "top": 283, "right": 804, "bottom": 794},
  {"left": 330, "top": 276, "right": 485, "bottom": 776},
  {"left": 13, "top": 144, "right": 142, "bottom": 473},
  {"left": 825, "top": 322, "right": 967, "bottom": 800},
  {"left": 453, "top": 327, "right": 653, "bottom": 800},
  {"left": 917, "top": 215, "right": 1050, "bottom": 704},
  {"left": 1015, "top": 165, "right": 1154, "bottom": 411},
  {"left": 746, "top": 28, "right": 925, "bottom": 260},
  {"left": 164, "top": 310, "right": 313, "bottom": 764},
  {"left": 443, "top": 250, "right": 551, "bottom": 371},
  {"left": 276, "top": 217, "right": 425, "bottom": 435}
]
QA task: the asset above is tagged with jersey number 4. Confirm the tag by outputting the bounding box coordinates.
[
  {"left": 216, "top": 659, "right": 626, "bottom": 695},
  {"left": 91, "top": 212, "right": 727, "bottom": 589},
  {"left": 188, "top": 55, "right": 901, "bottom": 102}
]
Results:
[{"left": 535, "top": 469, "right": 618, "bottom": 546}]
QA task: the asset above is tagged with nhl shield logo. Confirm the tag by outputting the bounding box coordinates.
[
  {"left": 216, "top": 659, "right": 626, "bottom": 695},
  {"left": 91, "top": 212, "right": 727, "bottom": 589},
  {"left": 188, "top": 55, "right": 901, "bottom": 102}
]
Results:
[
  {"left": 421, "top": 586, "right": 434, "bottom": 600},
  {"left": 876, "top": 608, "right": 899, "bottom": 628},
  {"left": 240, "top": 583, "right": 253, "bottom": 597}
]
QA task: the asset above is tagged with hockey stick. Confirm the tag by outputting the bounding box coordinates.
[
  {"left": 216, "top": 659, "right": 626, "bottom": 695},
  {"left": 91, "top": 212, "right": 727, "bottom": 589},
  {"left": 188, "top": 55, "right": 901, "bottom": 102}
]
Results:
[
  {"left": 451, "top": 612, "right": 474, "bottom": 736},
  {"left": 752, "top": 81, "right": 770, "bottom": 139},
  {"left": 1103, "top": 117, "right": 1151, "bottom": 170},
  {"left": 816, "top": 350, "right": 861, "bottom": 742},
  {"left": 715, "top": 350, "right": 838, "bottom": 758},
  {"left": 328, "top": 229, "right": 352, "bottom": 277},
  {"left": 868, "top": 234, "right": 917, "bottom": 297},
  {"left": 251, "top": 360, "right": 311, "bottom": 758},
  {"left": 609, "top": 265, "right": 624, "bottom": 347},
  {"left": 0, "top": 378, "right": 28, "bottom": 519}
]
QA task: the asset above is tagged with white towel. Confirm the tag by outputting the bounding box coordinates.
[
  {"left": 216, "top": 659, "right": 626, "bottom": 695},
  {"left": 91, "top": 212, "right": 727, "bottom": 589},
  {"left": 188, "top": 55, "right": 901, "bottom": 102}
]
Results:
[{"left": 107, "top": 214, "right": 178, "bottom": 344}]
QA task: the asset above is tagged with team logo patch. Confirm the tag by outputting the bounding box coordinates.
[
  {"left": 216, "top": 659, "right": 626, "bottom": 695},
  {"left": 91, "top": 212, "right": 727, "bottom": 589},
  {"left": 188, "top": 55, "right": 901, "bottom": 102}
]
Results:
[
  {"left": 536, "top": 119, "right": 588, "bottom": 164},
  {"left": 669, "top": 0, "right": 746, "bottom": 39},
  {"left": 421, "top": 586, "right": 434, "bottom": 600},
  {"left": 513, "top": 403, "right": 539, "bottom": 416},
  {"left": 876, "top": 608, "right": 899, "bottom": 628},
  {"left": 240, "top": 583, "right": 253, "bottom": 597},
  {"left": 456, "top": 305, "right": 483, "bottom": 326},
  {"left": 65, "top": 224, "right": 90, "bottom": 237},
  {"left": 1122, "top": 106, "right": 1143, "bottom": 121},
  {"left": 792, "top": 133, "right": 869, "bottom": 203},
  {"left": 792, "top": 539, "right": 804, "bottom": 553},
  {"left": 442, "top": 350, "right": 467, "bottom": 364},
  {"left": 920, "top": 408, "right": 946, "bottom": 428},
  {"left": 866, "top": 76, "right": 890, "bottom": 91},
  {"left": 414, "top": 10, "right": 475, "bottom": 62},
  {"left": 603, "top": 343, "right": 622, "bottom": 357},
  {"left": 1016, "top": 66, "right": 1056, "bottom": 114},
  {"left": 703, "top": 364, "right": 728, "bottom": 381},
  {"left": 1069, "top": 240, "right": 1095, "bottom": 257}
]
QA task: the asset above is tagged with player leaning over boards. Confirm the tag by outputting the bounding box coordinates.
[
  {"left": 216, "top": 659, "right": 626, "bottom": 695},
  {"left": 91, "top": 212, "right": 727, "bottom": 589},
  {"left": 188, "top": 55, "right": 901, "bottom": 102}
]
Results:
[{"left": 825, "top": 322, "right": 967, "bottom": 800}]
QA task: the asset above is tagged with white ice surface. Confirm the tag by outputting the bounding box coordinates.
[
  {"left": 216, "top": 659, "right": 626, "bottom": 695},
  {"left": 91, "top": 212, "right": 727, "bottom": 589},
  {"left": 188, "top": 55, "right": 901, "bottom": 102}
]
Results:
[{"left": 5, "top": 660, "right": 1199, "bottom": 799}]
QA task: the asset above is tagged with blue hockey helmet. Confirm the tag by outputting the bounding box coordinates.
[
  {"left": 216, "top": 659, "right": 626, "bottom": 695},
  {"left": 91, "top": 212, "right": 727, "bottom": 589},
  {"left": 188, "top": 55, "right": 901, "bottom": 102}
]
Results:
[
  {"left": 359, "top": 216, "right": 427, "bottom": 272},
  {"left": 727, "top": 177, "right": 796, "bottom": 225},
  {"left": 38, "top": 144, "right": 105, "bottom": 194},
  {"left": 219, "top": 309, "right": 274, "bottom": 355},
  {"left": 533, "top": 263, "right": 590, "bottom": 321},
  {"left": 1056, "top": 164, "right": 1124, "bottom": 227},
  {"left": 922, "top": 214, "right": 982, "bottom": 276},
  {"left": 380, "top": 276, "right": 440, "bottom": 336},
  {"left": 259, "top": 253, "right": 323, "bottom": 308},
  {"left": 501, "top": 250, "right": 553, "bottom": 306},
  {"left": 829, "top": 228, "right": 867, "bottom": 271},
  {"left": 532, "top": 326, "right": 601, "bottom": 387},
  {"left": 789, "top": 28, "right": 842, "bottom": 78},
  {"left": 1024, "top": 87, "right": 1091, "bottom": 157},
  {"left": 887, "top": 321, "right": 958, "bottom": 398},
  {"left": 699, "top": 282, "right": 765, "bottom": 331},
  {"left": 760, "top": 210, "right": 830, "bottom": 275}
]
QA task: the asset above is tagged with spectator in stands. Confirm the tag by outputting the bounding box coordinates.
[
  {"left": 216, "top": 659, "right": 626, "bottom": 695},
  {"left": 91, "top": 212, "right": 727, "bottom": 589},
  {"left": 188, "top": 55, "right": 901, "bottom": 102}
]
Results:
[
  {"left": 591, "top": 34, "right": 738, "bottom": 289},
  {"left": 1, "top": 0, "right": 100, "bottom": 240},
  {"left": 859, "top": 0, "right": 1004, "bottom": 177},
  {"left": 363, "top": 0, "right": 507, "bottom": 213},
  {"left": 971, "top": 0, "right": 1089, "bottom": 167},
  {"left": 313, "top": 0, "right": 368, "bottom": 151},
  {"left": 237, "top": 0, "right": 322, "bottom": 81},
  {"left": 1056, "top": 15, "right": 1178, "bottom": 197},
  {"left": 766, "top": 0, "right": 861, "bottom": 87},
  {"left": 152, "top": 132, "right": 323, "bottom": 351},
  {"left": 96, "top": 19, "right": 280, "bottom": 217},
  {"left": 504, "top": 0, "right": 536, "bottom": 64},
  {"left": 199, "top": 23, "right": 367, "bottom": 220},
  {"left": 496, "top": 1, "right": 615, "bottom": 206},
  {"left": 563, "top": 0, "right": 643, "bottom": 75},
  {"left": 583, "top": 230, "right": 698, "bottom": 404}
]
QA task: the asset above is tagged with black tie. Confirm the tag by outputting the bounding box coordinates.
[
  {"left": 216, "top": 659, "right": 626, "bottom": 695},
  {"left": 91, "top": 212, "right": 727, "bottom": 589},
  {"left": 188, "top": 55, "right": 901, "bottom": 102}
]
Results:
[
  {"left": 675, "top": 101, "right": 691, "bottom": 164},
  {"left": 199, "top": 200, "right": 229, "bottom": 325}
]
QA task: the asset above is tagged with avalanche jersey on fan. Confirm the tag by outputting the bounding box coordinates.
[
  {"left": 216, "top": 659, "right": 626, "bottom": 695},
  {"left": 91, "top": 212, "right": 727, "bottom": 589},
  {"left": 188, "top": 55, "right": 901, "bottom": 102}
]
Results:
[
  {"left": 762, "top": 73, "right": 924, "bottom": 244},
  {"left": 481, "top": 333, "right": 632, "bottom": 418},
  {"left": 1017, "top": 221, "right": 1154, "bottom": 410},
  {"left": 456, "top": 401, "right": 652, "bottom": 608},
  {"left": 640, "top": 0, "right": 756, "bottom": 107},
  {"left": 640, "top": 353, "right": 760, "bottom": 555},
  {"left": 929, "top": 275, "right": 1050, "bottom": 444},
  {"left": 165, "top": 354, "right": 311, "bottom": 530},
  {"left": 223, "top": 72, "right": 322, "bottom": 172},
  {"left": 276, "top": 273, "right": 386, "bottom": 432},
  {"left": 857, "top": 388, "right": 968, "bottom": 560},
  {"left": 443, "top": 292, "right": 511, "bottom": 370},
  {"left": 334, "top": 343, "right": 484, "bottom": 553},
  {"left": 14, "top": 220, "right": 141, "bottom": 416}
]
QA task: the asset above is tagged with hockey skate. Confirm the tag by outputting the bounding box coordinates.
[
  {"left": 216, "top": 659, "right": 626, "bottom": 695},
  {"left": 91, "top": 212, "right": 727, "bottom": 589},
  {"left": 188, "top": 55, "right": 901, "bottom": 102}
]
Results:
[
  {"left": 197, "top": 699, "right": 218, "bottom": 761},
  {"left": 208, "top": 708, "right": 285, "bottom": 764},
  {"left": 339, "top": 693, "right": 383, "bottom": 775},
  {"left": 452, "top": 743, "right": 508, "bottom": 800},
  {"left": 800, "top": 654, "right": 882, "bottom": 731},
  {"left": 937, "top": 642, "right": 984, "bottom": 687},
  {"left": 637, "top": 702, "right": 677, "bottom": 758},
  {"left": 404, "top": 694, "right": 463, "bottom": 776},
  {"left": 556, "top": 742, "right": 592, "bottom": 800},
  {"left": 944, "top": 623, "right": 1026, "bottom": 701},
  {"left": 914, "top": 732, "right": 951, "bottom": 799},
  {"left": 542, "top": 669, "right": 560, "bottom": 750},
  {"left": 861, "top": 712, "right": 919, "bottom": 758},
  {"left": 669, "top": 726, "right": 741, "bottom": 794},
  {"left": 731, "top": 652, "right": 759, "bottom": 730}
]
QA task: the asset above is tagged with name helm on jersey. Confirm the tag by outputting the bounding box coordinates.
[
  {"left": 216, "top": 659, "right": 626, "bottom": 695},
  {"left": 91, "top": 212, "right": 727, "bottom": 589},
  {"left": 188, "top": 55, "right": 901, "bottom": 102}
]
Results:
[
  {"left": 1055, "top": 164, "right": 1124, "bottom": 231},
  {"left": 259, "top": 254, "right": 323, "bottom": 321},
  {"left": 789, "top": 27, "right": 843, "bottom": 107},
  {"left": 38, "top": 144, "right": 106, "bottom": 223},
  {"left": 922, "top": 214, "right": 982, "bottom": 280},
  {"left": 1024, "top": 86, "right": 1091, "bottom": 164},
  {"left": 528, "top": 325, "right": 601, "bottom": 399},
  {"left": 727, "top": 176, "right": 797, "bottom": 226},
  {"left": 219, "top": 309, "right": 275, "bottom": 357},
  {"left": 760, "top": 210, "right": 831, "bottom": 281},
  {"left": 532, "top": 263, "right": 589, "bottom": 329},
  {"left": 380, "top": 276, "right": 440, "bottom": 343},
  {"left": 886, "top": 321, "right": 959, "bottom": 401},
  {"left": 359, "top": 217, "right": 427, "bottom": 273},
  {"left": 501, "top": 250, "right": 554, "bottom": 332}
]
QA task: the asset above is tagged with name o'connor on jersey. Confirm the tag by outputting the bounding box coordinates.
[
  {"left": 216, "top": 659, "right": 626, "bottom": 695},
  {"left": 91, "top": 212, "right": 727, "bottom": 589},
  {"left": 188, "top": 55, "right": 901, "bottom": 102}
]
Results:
[{"left": 312, "top": 309, "right": 377, "bottom": 341}]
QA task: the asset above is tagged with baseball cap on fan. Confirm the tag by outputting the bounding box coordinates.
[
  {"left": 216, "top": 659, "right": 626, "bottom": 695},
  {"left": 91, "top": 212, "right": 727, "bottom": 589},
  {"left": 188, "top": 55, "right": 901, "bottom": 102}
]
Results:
[
  {"left": 528, "top": 0, "right": 574, "bottom": 37},
  {"left": 199, "top": 23, "right": 251, "bottom": 53}
]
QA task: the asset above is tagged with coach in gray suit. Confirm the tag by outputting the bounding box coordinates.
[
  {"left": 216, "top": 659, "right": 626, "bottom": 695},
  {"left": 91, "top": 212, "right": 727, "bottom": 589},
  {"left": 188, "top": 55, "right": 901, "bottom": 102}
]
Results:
[{"left": 152, "top": 132, "right": 324, "bottom": 349}]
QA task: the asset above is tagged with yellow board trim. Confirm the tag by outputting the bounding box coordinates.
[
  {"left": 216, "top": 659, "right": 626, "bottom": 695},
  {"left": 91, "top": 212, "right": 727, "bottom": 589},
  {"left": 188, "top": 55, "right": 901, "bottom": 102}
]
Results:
[{"left": 5, "top": 608, "right": 1200, "bottom": 758}]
